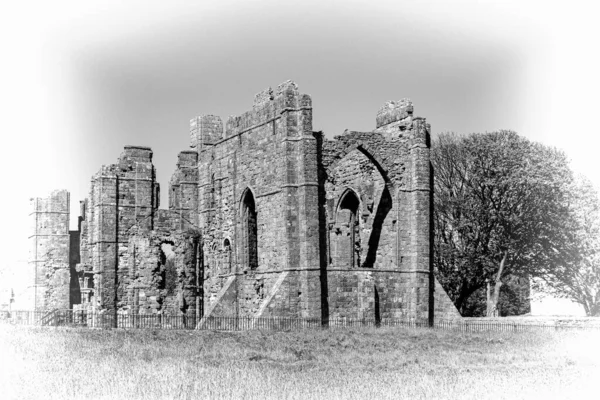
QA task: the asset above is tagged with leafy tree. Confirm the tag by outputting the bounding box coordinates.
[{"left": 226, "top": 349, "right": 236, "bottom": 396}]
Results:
[
  {"left": 534, "top": 176, "right": 600, "bottom": 316},
  {"left": 432, "top": 131, "right": 576, "bottom": 316},
  {"left": 461, "top": 276, "right": 531, "bottom": 317}
]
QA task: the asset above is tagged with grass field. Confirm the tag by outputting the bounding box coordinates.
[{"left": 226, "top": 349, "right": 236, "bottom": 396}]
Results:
[{"left": 1, "top": 324, "right": 598, "bottom": 400}]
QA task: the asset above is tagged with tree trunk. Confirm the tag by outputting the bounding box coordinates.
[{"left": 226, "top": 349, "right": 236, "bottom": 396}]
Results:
[
  {"left": 486, "top": 252, "right": 507, "bottom": 317},
  {"left": 590, "top": 292, "right": 600, "bottom": 317},
  {"left": 585, "top": 298, "right": 600, "bottom": 317},
  {"left": 582, "top": 300, "right": 590, "bottom": 317}
]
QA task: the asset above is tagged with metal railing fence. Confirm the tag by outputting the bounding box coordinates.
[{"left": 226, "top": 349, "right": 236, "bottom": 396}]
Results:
[{"left": 1, "top": 310, "right": 598, "bottom": 332}]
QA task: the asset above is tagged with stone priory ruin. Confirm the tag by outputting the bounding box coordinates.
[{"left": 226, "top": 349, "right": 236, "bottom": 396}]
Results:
[{"left": 28, "top": 81, "right": 460, "bottom": 323}]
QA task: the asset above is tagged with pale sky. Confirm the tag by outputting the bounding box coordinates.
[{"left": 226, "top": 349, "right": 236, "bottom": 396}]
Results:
[{"left": 0, "top": 0, "right": 599, "bottom": 276}]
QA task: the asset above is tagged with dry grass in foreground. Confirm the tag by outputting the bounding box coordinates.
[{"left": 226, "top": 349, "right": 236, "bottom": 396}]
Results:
[{"left": 0, "top": 324, "right": 598, "bottom": 400}]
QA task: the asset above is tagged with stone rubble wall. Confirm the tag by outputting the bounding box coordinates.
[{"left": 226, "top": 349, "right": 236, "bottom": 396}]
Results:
[
  {"left": 84, "top": 146, "right": 158, "bottom": 313},
  {"left": 168, "top": 150, "right": 199, "bottom": 230},
  {"left": 123, "top": 228, "right": 200, "bottom": 317},
  {"left": 28, "top": 190, "right": 71, "bottom": 310}
]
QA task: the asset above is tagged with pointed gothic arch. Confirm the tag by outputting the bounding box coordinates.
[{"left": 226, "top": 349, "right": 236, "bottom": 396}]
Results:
[
  {"left": 325, "top": 144, "right": 393, "bottom": 189},
  {"left": 334, "top": 188, "right": 361, "bottom": 268},
  {"left": 240, "top": 188, "right": 258, "bottom": 270}
]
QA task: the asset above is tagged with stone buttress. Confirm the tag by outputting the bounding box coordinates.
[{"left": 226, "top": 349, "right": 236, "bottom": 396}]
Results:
[{"left": 31, "top": 81, "right": 461, "bottom": 322}]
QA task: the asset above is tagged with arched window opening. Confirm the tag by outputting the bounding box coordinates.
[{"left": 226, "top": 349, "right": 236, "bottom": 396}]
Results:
[
  {"left": 242, "top": 190, "right": 258, "bottom": 270},
  {"left": 211, "top": 242, "right": 219, "bottom": 274},
  {"left": 170, "top": 187, "right": 176, "bottom": 209},
  {"left": 338, "top": 190, "right": 361, "bottom": 268}
]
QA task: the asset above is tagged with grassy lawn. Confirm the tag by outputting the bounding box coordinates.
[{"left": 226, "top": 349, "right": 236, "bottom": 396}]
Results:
[{"left": 0, "top": 324, "right": 598, "bottom": 399}]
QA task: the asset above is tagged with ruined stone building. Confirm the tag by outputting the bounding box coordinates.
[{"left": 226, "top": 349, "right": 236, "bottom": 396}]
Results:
[{"left": 29, "top": 81, "right": 460, "bottom": 322}]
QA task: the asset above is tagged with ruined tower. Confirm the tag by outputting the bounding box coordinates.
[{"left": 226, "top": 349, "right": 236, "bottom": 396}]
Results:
[
  {"left": 30, "top": 81, "right": 460, "bottom": 322},
  {"left": 29, "top": 190, "right": 71, "bottom": 310}
]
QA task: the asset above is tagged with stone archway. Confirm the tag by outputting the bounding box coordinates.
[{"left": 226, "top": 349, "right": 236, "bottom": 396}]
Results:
[{"left": 334, "top": 189, "right": 361, "bottom": 268}]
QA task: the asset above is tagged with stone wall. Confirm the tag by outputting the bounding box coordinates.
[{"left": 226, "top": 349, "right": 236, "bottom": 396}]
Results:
[
  {"left": 82, "top": 146, "right": 158, "bottom": 313},
  {"left": 316, "top": 98, "right": 434, "bottom": 321},
  {"left": 29, "top": 190, "right": 71, "bottom": 310},
  {"left": 168, "top": 150, "right": 199, "bottom": 230},
  {"left": 196, "top": 81, "right": 321, "bottom": 319},
  {"left": 123, "top": 226, "right": 200, "bottom": 320},
  {"left": 31, "top": 81, "right": 462, "bottom": 322}
]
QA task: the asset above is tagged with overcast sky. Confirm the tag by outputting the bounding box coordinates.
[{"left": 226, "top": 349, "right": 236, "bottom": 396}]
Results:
[{"left": 1, "top": 0, "right": 598, "bottom": 271}]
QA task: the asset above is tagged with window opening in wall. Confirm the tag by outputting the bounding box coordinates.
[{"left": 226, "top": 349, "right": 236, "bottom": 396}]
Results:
[
  {"left": 242, "top": 190, "right": 258, "bottom": 270},
  {"left": 159, "top": 242, "right": 176, "bottom": 295},
  {"left": 362, "top": 186, "right": 393, "bottom": 269},
  {"left": 224, "top": 239, "right": 232, "bottom": 273},
  {"left": 210, "top": 174, "right": 216, "bottom": 210},
  {"left": 338, "top": 190, "right": 361, "bottom": 268},
  {"left": 211, "top": 242, "right": 219, "bottom": 275}
]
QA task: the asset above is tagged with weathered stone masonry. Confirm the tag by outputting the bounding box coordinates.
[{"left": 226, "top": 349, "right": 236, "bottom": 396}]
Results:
[
  {"left": 29, "top": 81, "right": 460, "bottom": 321},
  {"left": 28, "top": 190, "right": 71, "bottom": 310}
]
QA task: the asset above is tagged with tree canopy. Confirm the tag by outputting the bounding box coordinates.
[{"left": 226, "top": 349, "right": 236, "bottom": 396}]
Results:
[
  {"left": 534, "top": 176, "right": 600, "bottom": 316},
  {"left": 432, "top": 131, "right": 577, "bottom": 315}
]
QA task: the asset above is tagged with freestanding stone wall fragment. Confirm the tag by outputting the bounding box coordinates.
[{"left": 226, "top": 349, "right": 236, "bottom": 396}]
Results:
[
  {"left": 29, "top": 190, "right": 71, "bottom": 310},
  {"left": 33, "top": 81, "right": 461, "bottom": 322}
]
